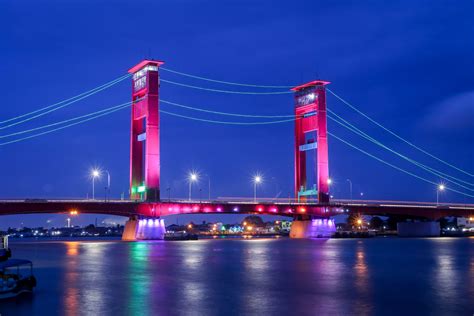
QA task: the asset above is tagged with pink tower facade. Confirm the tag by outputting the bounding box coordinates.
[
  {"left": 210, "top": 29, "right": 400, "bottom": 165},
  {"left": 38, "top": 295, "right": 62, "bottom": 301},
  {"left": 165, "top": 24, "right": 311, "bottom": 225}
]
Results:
[
  {"left": 128, "top": 60, "right": 164, "bottom": 201},
  {"left": 292, "top": 80, "right": 330, "bottom": 203}
]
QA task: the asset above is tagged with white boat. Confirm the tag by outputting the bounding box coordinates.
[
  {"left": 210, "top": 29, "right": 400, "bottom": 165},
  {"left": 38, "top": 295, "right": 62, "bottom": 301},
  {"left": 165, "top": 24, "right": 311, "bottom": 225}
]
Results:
[{"left": 0, "top": 259, "right": 37, "bottom": 299}]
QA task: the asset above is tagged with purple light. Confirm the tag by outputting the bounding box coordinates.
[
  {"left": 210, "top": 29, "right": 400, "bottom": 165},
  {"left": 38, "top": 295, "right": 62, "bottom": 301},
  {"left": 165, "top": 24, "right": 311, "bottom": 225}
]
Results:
[
  {"left": 217, "top": 207, "right": 222, "bottom": 212},
  {"left": 233, "top": 207, "right": 239, "bottom": 212}
]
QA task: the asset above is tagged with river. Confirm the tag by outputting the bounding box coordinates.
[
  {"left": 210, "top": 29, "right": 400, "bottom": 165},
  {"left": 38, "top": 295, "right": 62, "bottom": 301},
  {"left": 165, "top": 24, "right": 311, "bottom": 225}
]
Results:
[{"left": 1, "top": 237, "right": 473, "bottom": 315}]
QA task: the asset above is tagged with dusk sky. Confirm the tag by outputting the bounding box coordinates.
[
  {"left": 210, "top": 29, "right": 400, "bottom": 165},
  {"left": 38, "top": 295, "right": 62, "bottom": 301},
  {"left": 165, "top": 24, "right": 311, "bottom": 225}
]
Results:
[{"left": 1, "top": 0, "right": 473, "bottom": 228}]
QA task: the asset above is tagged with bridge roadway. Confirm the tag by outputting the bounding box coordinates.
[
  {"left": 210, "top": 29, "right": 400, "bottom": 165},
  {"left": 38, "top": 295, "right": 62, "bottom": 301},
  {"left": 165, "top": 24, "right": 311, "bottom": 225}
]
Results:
[{"left": 0, "top": 198, "right": 473, "bottom": 220}]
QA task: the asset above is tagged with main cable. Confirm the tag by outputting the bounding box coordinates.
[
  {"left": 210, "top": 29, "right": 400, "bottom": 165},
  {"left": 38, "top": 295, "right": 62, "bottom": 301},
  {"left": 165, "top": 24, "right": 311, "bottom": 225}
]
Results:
[
  {"left": 0, "top": 74, "right": 130, "bottom": 128},
  {"left": 327, "top": 109, "right": 474, "bottom": 190},
  {"left": 160, "top": 99, "right": 296, "bottom": 118},
  {"left": 160, "top": 110, "right": 298, "bottom": 125},
  {"left": 327, "top": 88, "right": 474, "bottom": 178},
  {"left": 0, "top": 102, "right": 131, "bottom": 146},
  {"left": 328, "top": 131, "right": 474, "bottom": 198},
  {"left": 160, "top": 79, "right": 292, "bottom": 95},
  {"left": 161, "top": 67, "right": 473, "bottom": 178},
  {"left": 0, "top": 100, "right": 141, "bottom": 139},
  {"left": 160, "top": 67, "right": 293, "bottom": 89}
]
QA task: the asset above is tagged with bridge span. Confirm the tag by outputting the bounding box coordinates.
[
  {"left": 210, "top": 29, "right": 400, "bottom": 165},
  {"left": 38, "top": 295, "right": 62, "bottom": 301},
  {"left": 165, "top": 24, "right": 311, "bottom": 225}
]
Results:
[{"left": 1, "top": 199, "right": 473, "bottom": 220}]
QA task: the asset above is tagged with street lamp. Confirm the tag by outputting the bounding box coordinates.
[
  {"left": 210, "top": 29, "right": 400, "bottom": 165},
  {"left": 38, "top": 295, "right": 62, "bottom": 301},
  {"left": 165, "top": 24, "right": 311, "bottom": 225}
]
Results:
[
  {"left": 254, "top": 175, "right": 262, "bottom": 203},
  {"left": 91, "top": 169, "right": 100, "bottom": 200},
  {"left": 104, "top": 170, "right": 111, "bottom": 202},
  {"left": 437, "top": 184, "right": 445, "bottom": 205},
  {"left": 346, "top": 179, "right": 353, "bottom": 200},
  {"left": 189, "top": 172, "right": 198, "bottom": 201}
]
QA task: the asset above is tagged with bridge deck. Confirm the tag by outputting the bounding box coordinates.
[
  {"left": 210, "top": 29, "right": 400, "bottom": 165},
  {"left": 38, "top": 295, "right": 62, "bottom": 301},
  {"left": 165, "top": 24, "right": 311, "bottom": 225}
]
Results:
[{"left": 0, "top": 199, "right": 473, "bottom": 220}]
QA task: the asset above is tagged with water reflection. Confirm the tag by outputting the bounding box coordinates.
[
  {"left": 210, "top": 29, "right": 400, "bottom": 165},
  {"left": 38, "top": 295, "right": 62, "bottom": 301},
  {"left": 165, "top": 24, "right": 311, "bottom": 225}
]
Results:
[
  {"left": 433, "top": 239, "right": 459, "bottom": 307},
  {"left": 314, "top": 240, "right": 345, "bottom": 314},
  {"left": 66, "top": 241, "right": 79, "bottom": 256},
  {"left": 64, "top": 242, "right": 80, "bottom": 314},
  {"left": 127, "top": 242, "right": 151, "bottom": 316},
  {"left": 240, "top": 239, "right": 278, "bottom": 315},
  {"left": 3, "top": 238, "right": 474, "bottom": 315},
  {"left": 80, "top": 243, "right": 108, "bottom": 314},
  {"left": 353, "top": 241, "right": 371, "bottom": 315}
]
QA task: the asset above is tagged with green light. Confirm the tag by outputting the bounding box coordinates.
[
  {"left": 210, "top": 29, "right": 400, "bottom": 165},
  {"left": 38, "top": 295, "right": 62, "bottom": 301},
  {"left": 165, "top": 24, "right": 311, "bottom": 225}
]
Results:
[
  {"left": 137, "top": 185, "right": 146, "bottom": 193},
  {"left": 131, "top": 187, "right": 137, "bottom": 194}
]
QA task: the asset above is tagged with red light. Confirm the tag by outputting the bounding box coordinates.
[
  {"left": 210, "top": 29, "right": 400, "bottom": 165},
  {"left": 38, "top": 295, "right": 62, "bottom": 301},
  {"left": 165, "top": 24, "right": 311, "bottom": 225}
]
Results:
[
  {"left": 299, "top": 207, "right": 306, "bottom": 213},
  {"left": 258, "top": 207, "right": 263, "bottom": 212}
]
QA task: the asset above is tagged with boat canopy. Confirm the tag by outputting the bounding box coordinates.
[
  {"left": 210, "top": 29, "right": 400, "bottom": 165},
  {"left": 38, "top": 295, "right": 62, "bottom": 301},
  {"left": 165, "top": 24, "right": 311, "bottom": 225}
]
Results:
[{"left": 0, "top": 259, "right": 32, "bottom": 269}]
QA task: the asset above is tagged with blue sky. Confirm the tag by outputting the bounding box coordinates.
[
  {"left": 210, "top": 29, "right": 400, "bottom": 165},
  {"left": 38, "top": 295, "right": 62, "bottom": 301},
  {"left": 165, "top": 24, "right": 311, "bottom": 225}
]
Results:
[{"left": 0, "top": 0, "right": 473, "bottom": 228}]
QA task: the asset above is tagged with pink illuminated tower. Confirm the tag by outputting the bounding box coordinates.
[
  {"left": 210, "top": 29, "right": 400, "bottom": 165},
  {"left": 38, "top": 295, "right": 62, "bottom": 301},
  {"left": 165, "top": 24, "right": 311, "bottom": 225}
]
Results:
[
  {"left": 128, "top": 60, "right": 164, "bottom": 201},
  {"left": 292, "top": 80, "right": 330, "bottom": 203}
]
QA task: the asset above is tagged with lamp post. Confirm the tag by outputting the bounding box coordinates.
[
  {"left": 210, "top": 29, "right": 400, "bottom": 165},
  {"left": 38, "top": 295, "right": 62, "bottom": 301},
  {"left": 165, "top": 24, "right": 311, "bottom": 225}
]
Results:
[
  {"left": 437, "top": 184, "right": 445, "bottom": 205},
  {"left": 189, "top": 173, "right": 198, "bottom": 201},
  {"left": 104, "top": 170, "right": 111, "bottom": 201},
  {"left": 346, "top": 179, "right": 353, "bottom": 200},
  {"left": 254, "top": 175, "right": 262, "bottom": 203},
  {"left": 91, "top": 169, "right": 100, "bottom": 200}
]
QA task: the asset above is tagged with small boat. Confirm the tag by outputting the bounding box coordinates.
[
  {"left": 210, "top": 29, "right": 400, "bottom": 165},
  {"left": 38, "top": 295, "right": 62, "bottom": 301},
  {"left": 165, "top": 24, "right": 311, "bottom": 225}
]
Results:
[{"left": 0, "top": 259, "right": 37, "bottom": 299}]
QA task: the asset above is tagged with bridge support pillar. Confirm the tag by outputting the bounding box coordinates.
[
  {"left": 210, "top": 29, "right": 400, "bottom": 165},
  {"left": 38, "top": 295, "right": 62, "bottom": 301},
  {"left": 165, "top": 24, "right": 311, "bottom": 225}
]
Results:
[
  {"left": 290, "top": 217, "right": 336, "bottom": 238},
  {"left": 397, "top": 221, "right": 440, "bottom": 237},
  {"left": 122, "top": 217, "right": 166, "bottom": 241}
]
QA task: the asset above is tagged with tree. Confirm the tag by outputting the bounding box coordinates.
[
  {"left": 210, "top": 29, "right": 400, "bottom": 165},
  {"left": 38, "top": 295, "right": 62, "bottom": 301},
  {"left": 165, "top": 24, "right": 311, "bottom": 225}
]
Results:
[
  {"left": 242, "top": 215, "right": 264, "bottom": 227},
  {"left": 370, "top": 216, "right": 384, "bottom": 229}
]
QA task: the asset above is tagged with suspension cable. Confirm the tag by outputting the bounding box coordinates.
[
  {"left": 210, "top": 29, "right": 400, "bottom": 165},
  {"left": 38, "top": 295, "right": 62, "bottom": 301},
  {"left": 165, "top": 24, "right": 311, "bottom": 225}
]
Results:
[
  {"left": 327, "top": 88, "right": 474, "bottom": 178},
  {"left": 327, "top": 109, "right": 474, "bottom": 189},
  {"left": 0, "top": 104, "right": 130, "bottom": 146},
  {"left": 160, "top": 79, "right": 292, "bottom": 95},
  {"left": 328, "top": 114, "right": 474, "bottom": 193},
  {"left": 328, "top": 131, "right": 474, "bottom": 198},
  {"left": 160, "top": 67, "right": 293, "bottom": 89},
  {"left": 0, "top": 74, "right": 130, "bottom": 128},
  {"left": 0, "top": 101, "right": 137, "bottom": 139},
  {"left": 160, "top": 99, "right": 296, "bottom": 118},
  {"left": 159, "top": 110, "right": 298, "bottom": 125}
]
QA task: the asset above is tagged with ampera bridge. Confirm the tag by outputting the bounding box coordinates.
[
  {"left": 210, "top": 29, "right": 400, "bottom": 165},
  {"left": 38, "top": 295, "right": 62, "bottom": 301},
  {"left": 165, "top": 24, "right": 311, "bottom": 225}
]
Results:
[{"left": 1, "top": 60, "right": 473, "bottom": 240}]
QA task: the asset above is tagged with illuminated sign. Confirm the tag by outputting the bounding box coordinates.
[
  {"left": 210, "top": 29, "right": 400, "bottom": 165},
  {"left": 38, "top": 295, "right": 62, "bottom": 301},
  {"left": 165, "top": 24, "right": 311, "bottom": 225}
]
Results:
[
  {"left": 295, "top": 86, "right": 318, "bottom": 106},
  {"left": 137, "top": 132, "right": 146, "bottom": 142},
  {"left": 132, "top": 65, "right": 158, "bottom": 92},
  {"left": 299, "top": 142, "right": 317, "bottom": 151}
]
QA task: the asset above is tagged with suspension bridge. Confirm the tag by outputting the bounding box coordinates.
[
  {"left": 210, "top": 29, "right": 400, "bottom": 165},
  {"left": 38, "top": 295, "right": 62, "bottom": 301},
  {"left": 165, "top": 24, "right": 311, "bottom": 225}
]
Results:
[{"left": 1, "top": 59, "right": 473, "bottom": 239}]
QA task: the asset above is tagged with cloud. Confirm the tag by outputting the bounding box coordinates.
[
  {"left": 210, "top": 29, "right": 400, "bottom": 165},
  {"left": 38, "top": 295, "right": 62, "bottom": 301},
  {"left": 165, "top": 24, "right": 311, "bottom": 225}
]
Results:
[{"left": 422, "top": 91, "right": 474, "bottom": 133}]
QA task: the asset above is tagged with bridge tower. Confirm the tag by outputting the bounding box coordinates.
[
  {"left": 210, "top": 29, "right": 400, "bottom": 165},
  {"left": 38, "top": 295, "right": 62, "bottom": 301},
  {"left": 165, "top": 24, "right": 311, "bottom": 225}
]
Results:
[
  {"left": 128, "top": 60, "right": 164, "bottom": 201},
  {"left": 292, "top": 80, "right": 330, "bottom": 203}
]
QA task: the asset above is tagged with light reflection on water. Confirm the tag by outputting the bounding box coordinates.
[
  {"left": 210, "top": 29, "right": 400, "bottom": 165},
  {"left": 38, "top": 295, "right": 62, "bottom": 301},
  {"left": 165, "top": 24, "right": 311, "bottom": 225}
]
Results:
[{"left": 1, "top": 238, "right": 473, "bottom": 315}]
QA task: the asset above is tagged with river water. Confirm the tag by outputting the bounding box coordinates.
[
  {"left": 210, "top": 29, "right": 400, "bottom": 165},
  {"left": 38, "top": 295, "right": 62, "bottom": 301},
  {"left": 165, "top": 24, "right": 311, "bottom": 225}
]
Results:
[{"left": 1, "top": 237, "right": 473, "bottom": 316}]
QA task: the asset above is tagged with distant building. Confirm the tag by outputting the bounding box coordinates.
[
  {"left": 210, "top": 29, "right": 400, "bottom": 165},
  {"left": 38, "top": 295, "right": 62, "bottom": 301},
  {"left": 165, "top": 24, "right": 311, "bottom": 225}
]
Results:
[{"left": 457, "top": 217, "right": 474, "bottom": 230}]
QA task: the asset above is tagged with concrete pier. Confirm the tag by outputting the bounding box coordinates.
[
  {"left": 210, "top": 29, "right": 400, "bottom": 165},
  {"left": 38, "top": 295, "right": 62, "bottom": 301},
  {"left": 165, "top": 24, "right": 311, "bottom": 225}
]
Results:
[
  {"left": 397, "top": 221, "right": 440, "bottom": 237},
  {"left": 290, "top": 218, "right": 336, "bottom": 238},
  {"left": 122, "top": 218, "right": 166, "bottom": 241}
]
